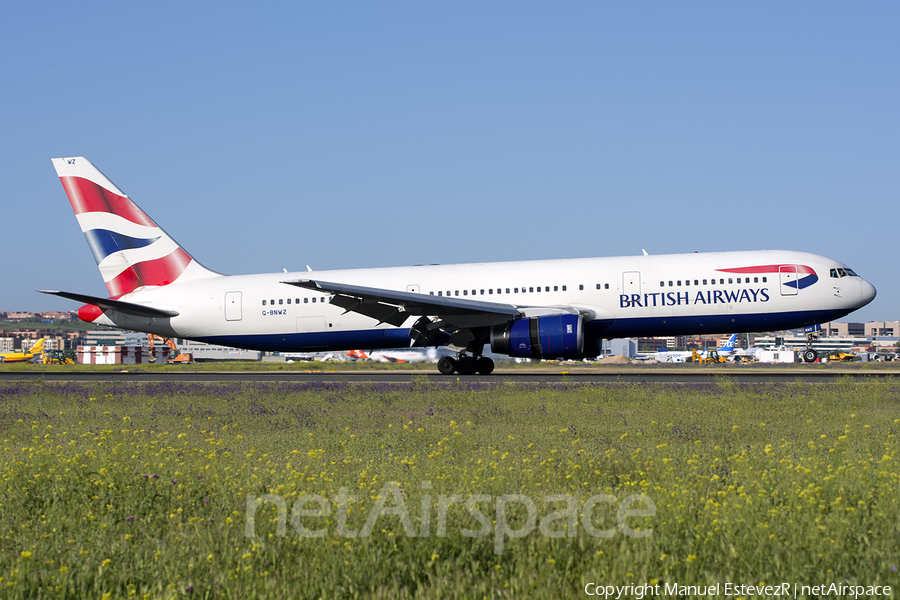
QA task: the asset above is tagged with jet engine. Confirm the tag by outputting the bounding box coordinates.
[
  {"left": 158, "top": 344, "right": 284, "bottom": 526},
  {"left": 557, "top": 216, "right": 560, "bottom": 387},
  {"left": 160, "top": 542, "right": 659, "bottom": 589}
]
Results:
[{"left": 490, "top": 314, "right": 584, "bottom": 359}]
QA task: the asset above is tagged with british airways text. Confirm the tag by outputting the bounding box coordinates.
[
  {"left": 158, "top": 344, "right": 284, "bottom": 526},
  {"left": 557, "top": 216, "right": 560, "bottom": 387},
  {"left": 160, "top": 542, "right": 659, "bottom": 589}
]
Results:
[{"left": 619, "top": 288, "right": 770, "bottom": 309}]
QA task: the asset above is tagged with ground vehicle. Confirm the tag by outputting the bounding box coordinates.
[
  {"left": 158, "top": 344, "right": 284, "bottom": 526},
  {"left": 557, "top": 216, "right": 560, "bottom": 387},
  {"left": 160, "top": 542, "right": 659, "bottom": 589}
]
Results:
[
  {"left": 826, "top": 351, "right": 856, "bottom": 362},
  {"left": 702, "top": 350, "right": 726, "bottom": 364},
  {"left": 686, "top": 349, "right": 725, "bottom": 364},
  {"left": 695, "top": 349, "right": 726, "bottom": 364},
  {"left": 147, "top": 335, "right": 194, "bottom": 364},
  {"left": 42, "top": 349, "right": 75, "bottom": 365},
  {"left": 731, "top": 354, "right": 758, "bottom": 364}
]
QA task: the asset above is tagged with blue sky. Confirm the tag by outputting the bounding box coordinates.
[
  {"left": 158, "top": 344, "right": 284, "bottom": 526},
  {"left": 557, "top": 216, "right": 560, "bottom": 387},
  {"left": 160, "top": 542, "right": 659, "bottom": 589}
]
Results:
[{"left": 2, "top": 2, "right": 897, "bottom": 323}]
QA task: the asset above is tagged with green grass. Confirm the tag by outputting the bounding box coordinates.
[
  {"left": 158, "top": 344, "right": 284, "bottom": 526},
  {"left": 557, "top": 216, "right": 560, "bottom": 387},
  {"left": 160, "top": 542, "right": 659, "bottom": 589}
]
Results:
[{"left": 1, "top": 378, "right": 899, "bottom": 598}]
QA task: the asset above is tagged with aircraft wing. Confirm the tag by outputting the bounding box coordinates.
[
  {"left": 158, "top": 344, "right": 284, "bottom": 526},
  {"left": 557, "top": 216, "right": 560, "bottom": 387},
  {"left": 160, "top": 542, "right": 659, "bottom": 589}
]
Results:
[
  {"left": 38, "top": 290, "right": 180, "bottom": 319},
  {"left": 281, "top": 279, "right": 521, "bottom": 329}
]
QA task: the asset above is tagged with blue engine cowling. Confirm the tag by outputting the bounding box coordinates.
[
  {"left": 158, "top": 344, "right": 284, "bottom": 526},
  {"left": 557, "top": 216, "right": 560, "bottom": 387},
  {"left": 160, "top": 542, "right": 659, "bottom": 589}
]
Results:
[{"left": 490, "top": 314, "right": 584, "bottom": 359}]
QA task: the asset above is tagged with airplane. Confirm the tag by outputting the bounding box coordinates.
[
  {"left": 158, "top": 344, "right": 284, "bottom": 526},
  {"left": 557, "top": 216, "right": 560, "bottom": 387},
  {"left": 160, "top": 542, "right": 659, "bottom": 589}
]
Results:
[
  {"left": 41, "top": 157, "right": 877, "bottom": 375},
  {"left": 0, "top": 338, "right": 45, "bottom": 364},
  {"left": 346, "top": 348, "right": 438, "bottom": 363},
  {"left": 649, "top": 334, "right": 738, "bottom": 363}
]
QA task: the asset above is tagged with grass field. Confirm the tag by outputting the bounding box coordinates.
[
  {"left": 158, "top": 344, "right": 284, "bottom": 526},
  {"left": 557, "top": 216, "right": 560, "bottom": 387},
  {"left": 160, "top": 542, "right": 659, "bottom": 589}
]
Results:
[{"left": 1, "top": 378, "right": 898, "bottom": 598}]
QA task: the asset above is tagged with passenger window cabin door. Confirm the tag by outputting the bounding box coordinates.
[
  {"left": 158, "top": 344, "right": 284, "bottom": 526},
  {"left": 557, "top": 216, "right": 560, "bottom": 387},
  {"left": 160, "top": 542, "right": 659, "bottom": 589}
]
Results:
[
  {"left": 225, "top": 291, "right": 242, "bottom": 321},
  {"left": 779, "top": 266, "right": 798, "bottom": 296},
  {"left": 622, "top": 271, "right": 641, "bottom": 296}
]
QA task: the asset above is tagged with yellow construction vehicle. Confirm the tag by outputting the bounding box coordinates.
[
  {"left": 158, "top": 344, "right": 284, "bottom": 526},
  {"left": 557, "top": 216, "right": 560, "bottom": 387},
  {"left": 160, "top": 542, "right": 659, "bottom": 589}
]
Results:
[
  {"left": 689, "top": 349, "right": 726, "bottom": 364},
  {"left": 42, "top": 349, "right": 75, "bottom": 365},
  {"left": 704, "top": 350, "right": 727, "bottom": 364},
  {"left": 826, "top": 351, "right": 856, "bottom": 362},
  {"left": 148, "top": 334, "right": 194, "bottom": 364}
]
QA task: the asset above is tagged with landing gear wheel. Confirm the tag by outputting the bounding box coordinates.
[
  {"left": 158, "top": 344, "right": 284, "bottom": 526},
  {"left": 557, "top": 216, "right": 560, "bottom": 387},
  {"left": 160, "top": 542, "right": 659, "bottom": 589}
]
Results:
[
  {"left": 476, "top": 357, "right": 494, "bottom": 375},
  {"left": 457, "top": 356, "right": 478, "bottom": 375},
  {"left": 437, "top": 357, "right": 457, "bottom": 375},
  {"left": 803, "top": 349, "right": 818, "bottom": 363}
]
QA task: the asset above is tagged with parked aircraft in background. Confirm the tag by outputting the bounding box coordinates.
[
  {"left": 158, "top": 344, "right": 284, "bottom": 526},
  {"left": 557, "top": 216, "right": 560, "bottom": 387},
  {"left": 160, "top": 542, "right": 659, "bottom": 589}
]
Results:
[
  {"left": 346, "top": 348, "right": 438, "bottom": 363},
  {"left": 0, "top": 338, "right": 44, "bottom": 364},
  {"left": 281, "top": 352, "right": 343, "bottom": 362},
  {"left": 42, "top": 157, "right": 876, "bottom": 375},
  {"left": 649, "top": 334, "right": 739, "bottom": 363}
]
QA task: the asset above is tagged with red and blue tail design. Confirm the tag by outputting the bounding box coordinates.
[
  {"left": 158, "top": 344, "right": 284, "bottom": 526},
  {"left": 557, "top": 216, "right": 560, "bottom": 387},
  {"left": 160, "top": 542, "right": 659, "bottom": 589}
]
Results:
[
  {"left": 716, "top": 264, "right": 818, "bottom": 290},
  {"left": 52, "top": 157, "right": 220, "bottom": 297}
]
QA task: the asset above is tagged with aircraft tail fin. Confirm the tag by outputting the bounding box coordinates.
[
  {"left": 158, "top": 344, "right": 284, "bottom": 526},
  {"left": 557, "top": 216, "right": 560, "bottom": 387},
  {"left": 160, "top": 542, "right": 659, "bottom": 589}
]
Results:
[
  {"left": 29, "top": 338, "right": 45, "bottom": 354},
  {"left": 51, "top": 157, "right": 220, "bottom": 297},
  {"left": 719, "top": 334, "right": 738, "bottom": 352}
]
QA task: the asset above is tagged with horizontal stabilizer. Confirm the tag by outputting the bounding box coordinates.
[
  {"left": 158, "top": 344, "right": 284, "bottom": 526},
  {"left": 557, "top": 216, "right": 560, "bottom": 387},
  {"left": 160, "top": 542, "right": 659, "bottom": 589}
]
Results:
[{"left": 38, "top": 290, "right": 180, "bottom": 318}]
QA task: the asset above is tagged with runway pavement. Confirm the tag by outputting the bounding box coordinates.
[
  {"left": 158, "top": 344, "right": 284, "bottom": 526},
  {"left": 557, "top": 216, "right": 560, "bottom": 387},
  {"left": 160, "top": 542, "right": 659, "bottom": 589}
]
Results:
[{"left": 0, "top": 367, "right": 896, "bottom": 384}]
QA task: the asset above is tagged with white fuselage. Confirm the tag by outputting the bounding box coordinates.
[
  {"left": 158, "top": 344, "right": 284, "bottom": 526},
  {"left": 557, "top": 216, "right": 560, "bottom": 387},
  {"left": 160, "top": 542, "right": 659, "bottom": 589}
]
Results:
[{"left": 92, "top": 249, "right": 875, "bottom": 354}]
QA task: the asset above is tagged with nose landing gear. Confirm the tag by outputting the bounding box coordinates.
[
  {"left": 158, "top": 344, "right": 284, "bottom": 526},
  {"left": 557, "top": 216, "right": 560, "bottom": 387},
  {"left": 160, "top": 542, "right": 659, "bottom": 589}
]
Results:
[{"left": 802, "top": 328, "right": 819, "bottom": 363}]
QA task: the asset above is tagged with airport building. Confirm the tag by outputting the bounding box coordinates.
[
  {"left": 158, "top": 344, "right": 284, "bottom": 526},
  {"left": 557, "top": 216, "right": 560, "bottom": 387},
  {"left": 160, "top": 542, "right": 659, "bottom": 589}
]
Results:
[
  {"left": 0, "top": 334, "right": 69, "bottom": 352},
  {"left": 864, "top": 321, "right": 899, "bottom": 337},
  {"left": 82, "top": 330, "right": 148, "bottom": 347},
  {"left": 820, "top": 321, "right": 899, "bottom": 338},
  {"left": 173, "top": 339, "right": 261, "bottom": 361},
  {"left": 603, "top": 339, "right": 637, "bottom": 358},
  {"left": 820, "top": 322, "right": 865, "bottom": 337},
  {"left": 753, "top": 336, "right": 870, "bottom": 353},
  {"left": 81, "top": 330, "right": 261, "bottom": 361}
]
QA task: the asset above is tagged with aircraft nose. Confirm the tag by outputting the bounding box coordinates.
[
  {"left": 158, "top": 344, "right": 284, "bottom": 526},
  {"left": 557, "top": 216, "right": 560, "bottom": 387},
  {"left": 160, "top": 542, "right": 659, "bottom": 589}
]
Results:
[{"left": 859, "top": 279, "right": 876, "bottom": 307}]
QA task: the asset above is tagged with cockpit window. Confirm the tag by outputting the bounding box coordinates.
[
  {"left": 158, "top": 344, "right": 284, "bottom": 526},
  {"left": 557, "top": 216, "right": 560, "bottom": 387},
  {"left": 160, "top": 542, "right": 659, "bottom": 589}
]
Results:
[{"left": 831, "top": 267, "right": 859, "bottom": 278}]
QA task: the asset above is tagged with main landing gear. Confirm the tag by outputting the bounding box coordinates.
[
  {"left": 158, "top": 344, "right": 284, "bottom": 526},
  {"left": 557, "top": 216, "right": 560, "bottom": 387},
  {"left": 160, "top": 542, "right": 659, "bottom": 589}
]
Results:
[{"left": 437, "top": 353, "right": 495, "bottom": 376}]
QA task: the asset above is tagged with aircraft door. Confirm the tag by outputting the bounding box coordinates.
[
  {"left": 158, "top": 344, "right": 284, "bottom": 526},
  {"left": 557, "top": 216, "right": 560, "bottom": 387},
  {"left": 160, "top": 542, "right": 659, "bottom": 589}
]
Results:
[
  {"left": 779, "top": 266, "right": 798, "bottom": 296},
  {"left": 406, "top": 284, "right": 420, "bottom": 294},
  {"left": 296, "top": 316, "right": 326, "bottom": 333},
  {"left": 622, "top": 271, "right": 641, "bottom": 296},
  {"left": 225, "top": 291, "right": 242, "bottom": 321}
]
